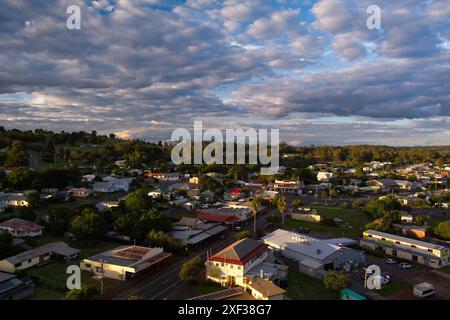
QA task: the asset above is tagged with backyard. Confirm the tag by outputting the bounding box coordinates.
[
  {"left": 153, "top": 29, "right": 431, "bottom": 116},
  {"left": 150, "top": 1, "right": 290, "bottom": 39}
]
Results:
[{"left": 24, "top": 237, "right": 123, "bottom": 299}]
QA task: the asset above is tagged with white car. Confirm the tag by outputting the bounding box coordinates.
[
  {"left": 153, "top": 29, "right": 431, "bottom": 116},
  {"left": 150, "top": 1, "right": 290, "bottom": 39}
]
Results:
[
  {"left": 386, "top": 259, "right": 398, "bottom": 264},
  {"left": 399, "top": 262, "right": 412, "bottom": 269}
]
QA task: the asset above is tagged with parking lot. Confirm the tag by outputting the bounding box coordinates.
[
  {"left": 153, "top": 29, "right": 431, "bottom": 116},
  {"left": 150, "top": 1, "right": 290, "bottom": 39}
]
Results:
[{"left": 351, "top": 254, "right": 450, "bottom": 300}]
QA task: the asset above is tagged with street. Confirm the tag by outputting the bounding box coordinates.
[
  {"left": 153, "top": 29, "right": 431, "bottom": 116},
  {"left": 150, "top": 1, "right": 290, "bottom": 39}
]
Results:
[{"left": 112, "top": 208, "right": 271, "bottom": 300}]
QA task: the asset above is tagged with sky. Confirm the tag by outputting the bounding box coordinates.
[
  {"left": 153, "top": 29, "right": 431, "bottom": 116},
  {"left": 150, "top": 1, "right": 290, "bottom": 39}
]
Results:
[{"left": 0, "top": 0, "right": 450, "bottom": 146}]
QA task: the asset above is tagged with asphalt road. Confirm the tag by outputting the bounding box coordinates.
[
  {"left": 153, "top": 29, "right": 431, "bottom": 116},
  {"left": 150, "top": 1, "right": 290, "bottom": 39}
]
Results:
[{"left": 114, "top": 209, "right": 271, "bottom": 300}]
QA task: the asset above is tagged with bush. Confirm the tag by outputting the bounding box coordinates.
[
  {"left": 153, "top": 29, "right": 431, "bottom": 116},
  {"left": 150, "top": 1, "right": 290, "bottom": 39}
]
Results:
[
  {"left": 235, "top": 231, "right": 252, "bottom": 240},
  {"left": 434, "top": 221, "right": 450, "bottom": 240},
  {"left": 179, "top": 256, "right": 203, "bottom": 283},
  {"left": 323, "top": 270, "right": 350, "bottom": 291}
]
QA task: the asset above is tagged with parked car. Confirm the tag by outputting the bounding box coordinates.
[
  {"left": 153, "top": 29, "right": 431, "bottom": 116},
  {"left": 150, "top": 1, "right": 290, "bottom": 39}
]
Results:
[
  {"left": 413, "top": 282, "right": 435, "bottom": 299},
  {"left": 399, "top": 262, "right": 412, "bottom": 269},
  {"left": 386, "top": 259, "right": 398, "bottom": 264},
  {"left": 297, "top": 227, "right": 310, "bottom": 234},
  {"left": 382, "top": 272, "right": 393, "bottom": 281},
  {"left": 235, "top": 226, "right": 242, "bottom": 231}
]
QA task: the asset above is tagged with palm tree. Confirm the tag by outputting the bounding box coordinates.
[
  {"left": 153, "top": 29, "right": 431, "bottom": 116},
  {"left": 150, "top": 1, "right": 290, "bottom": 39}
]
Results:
[
  {"left": 277, "top": 194, "right": 287, "bottom": 226},
  {"left": 250, "top": 195, "right": 262, "bottom": 235}
]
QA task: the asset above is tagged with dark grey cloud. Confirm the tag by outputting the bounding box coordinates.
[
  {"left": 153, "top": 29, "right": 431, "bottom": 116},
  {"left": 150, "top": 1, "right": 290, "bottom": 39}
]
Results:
[{"left": 0, "top": 0, "right": 449, "bottom": 146}]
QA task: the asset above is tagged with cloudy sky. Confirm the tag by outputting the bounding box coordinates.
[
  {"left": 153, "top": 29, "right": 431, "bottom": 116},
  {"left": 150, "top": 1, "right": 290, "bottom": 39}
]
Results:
[{"left": 1, "top": 0, "right": 450, "bottom": 146}]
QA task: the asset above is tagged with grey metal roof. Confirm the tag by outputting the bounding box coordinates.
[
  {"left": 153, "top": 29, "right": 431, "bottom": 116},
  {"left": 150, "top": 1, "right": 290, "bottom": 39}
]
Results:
[{"left": 364, "top": 230, "right": 445, "bottom": 250}]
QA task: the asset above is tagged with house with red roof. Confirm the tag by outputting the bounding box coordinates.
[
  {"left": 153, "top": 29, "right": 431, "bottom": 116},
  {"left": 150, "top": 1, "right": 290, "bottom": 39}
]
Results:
[
  {"left": 197, "top": 212, "right": 239, "bottom": 225},
  {"left": 206, "top": 238, "right": 275, "bottom": 287},
  {"left": 0, "top": 218, "right": 44, "bottom": 238}
]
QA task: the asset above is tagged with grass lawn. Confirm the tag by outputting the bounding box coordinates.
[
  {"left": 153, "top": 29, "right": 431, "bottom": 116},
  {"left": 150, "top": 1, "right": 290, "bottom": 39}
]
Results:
[
  {"left": 377, "top": 280, "right": 412, "bottom": 297},
  {"left": 443, "top": 266, "right": 450, "bottom": 275},
  {"left": 285, "top": 269, "right": 339, "bottom": 300},
  {"left": 286, "top": 206, "right": 369, "bottom": 238},
  {"left": 194, "top": 281, "right": 224, "bottom": 296},
  {"left": 27, "top": 260, "right": 121, "bottom": 300}
]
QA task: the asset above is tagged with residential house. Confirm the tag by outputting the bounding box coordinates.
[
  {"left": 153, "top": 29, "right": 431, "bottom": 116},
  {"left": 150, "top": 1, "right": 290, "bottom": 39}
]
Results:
[
  {"left": 146, "top": 172, "right": 180, "bottom": 182},
  {"left": 170, "top": 218, "right": 227, "bottom": 247},
  {"left": 68, "top": 187, "right": 93, "bottom": 198},
  {"left": 200, "top": 190, "right": 215, "bottom": 203},
  {"left": 80, "top": 245, "right": 172, "bottom": 281},
  {"left": 290, "top": 208, "right": 321, "bottom": 223},
  {"left": 0, "top": 242, "right": 80, "bottom": 273},
  {"left": 400, "top": 212, "right": 414, "bottom": 224},
  {"left": 392, "top": 224, "right": 427, "bottom": 239},
  {"left": 95, "top": 201, "right": 120, "bottom": 212},
  {"left": 206, "top": 238, "right": 285, "bottom": 289},
  {"left": 246, "top": 277, "right": 286, "bottom": 300},
  {"left": 0, "top": 193, "right": 29, "bottom": 208},
  {"left": 82, "top": 174, "right": 96, "bottom": 183},
  {"left": 272, "top": 180, "right": 303, "bottom": 194},
  {"left": 262, "top": 229, "right": 365, "bottom": 279},
  {"left": 0, "top": 272, "right": 34, "bottom": 300},
  {"left": 189, "top": 177, "right": 200, "bottom": 184},
  {"left": 0, "top": 218, "right": 44, "bottom": 238},
  {"left": 360, "top": 230, "right": 449, "bottom": 268},
  {"left": 317, "top": 172, "right": 334, "bottom": 182}
]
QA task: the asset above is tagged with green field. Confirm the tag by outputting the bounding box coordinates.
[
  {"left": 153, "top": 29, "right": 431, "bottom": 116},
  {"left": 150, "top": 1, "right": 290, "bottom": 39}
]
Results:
[
  {"left": 377, "top": 280, "right": 412, "bottom": 297},
  {"left": 286, "top": 206, "right": 370, "bottom": 238},
  {"left": 285, "top": 269, "right": 338, "bottom": 300}
]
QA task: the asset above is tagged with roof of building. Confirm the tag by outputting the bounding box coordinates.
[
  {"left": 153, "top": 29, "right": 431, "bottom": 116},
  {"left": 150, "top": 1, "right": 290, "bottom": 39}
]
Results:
[
  {"left": 2, "top": 242, "right": 79, "bottom": 265},
  {"left": 208, "top": 238, "right": 268, "bottom": 265},
  {"left": 248, "top": 277, "right": 286, "bottom": 297},
  {"left": 363, "top": 230, "right": 445, "bottom": 250},
  {"left": 83, "top": 245, "right": 171, "bottom": 272},
  {"left": 262, "top": 229, "right": 345, "bottom": 261},
  {"left": 0, "top": 218, "right": 44, "bottom": 232},
  {"left": 197, "top": 213, "right": 239, "bottom": 224}
]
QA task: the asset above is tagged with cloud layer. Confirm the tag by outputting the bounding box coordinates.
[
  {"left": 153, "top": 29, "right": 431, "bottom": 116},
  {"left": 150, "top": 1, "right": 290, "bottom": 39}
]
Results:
[{"left": 0, "top": 0, "right": 449, "bottom": 145}]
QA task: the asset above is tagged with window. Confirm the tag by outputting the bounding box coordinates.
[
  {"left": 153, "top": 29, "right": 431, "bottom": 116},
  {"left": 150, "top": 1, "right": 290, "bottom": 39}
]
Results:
[
  {"left": 428, "top": 249, "right": 433, "bottom": 253},
  {"left": 411, "top": 245, "right": 416, "bottom": 248}
]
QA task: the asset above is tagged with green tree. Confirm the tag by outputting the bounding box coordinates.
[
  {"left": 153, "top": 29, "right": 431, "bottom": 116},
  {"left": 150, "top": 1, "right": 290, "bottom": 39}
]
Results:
[
  {"left": 64, "top": 285, "right": 99, "bottom": 300},
  {"left": 46, "top": 207, "right": 71, "bottom": 235},
  {"left": 291, "top": 199, "right": 302, "bottom": 207},
  {"left": 70, "top": 208, "right": 106, "bottom": 239},
  {"left": 277, "top": 194, "right": 287, "bottom": 226},
  {"left": 179, "top": 256, "right": 203, "bottom": 283},
  {"left": 147, "top": 230, "right": 182, "bottom": 253},
  {"left": 4, "top": 141, "right": 28, "bottom": 167},
  {"left": 124, "top": 189, "right": 151, "bottom": 212},
  {"left": 132, "top": 210, "right": 172, "bottom": 241},
  {"left": 434, "top": 221, "right": 450, "bottom": 239},
  {"left": 18, "top": 207, "right": 37, "bottom": 222},
  {"left": 0, "top": 232, "right": 13, "bottom": 252},
  {"left": 413, "top": 214, "right": 426, "bottom": 226},
  {"left": 26, "top": 191, "right": 41, "bottom": 208},
  {"left": 323, "top": 270, "right": 350, "bottom": 291},
  {"left": 114, "top": 214, "right": 136, "bottom": 234},
  {"left": 7, "top": 168, "right": 36, "bottom": 190}
]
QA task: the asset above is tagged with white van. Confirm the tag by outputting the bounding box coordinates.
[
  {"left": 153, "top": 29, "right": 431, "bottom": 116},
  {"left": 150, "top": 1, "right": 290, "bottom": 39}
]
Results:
[{"left": 413, "top": 282, "right": 435, "bottom": 299}]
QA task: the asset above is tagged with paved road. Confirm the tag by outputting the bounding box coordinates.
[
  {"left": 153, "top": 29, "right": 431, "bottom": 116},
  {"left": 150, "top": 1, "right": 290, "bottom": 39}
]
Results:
[{"left": 113, "top": 209, "right": 271, "bottom": 300}]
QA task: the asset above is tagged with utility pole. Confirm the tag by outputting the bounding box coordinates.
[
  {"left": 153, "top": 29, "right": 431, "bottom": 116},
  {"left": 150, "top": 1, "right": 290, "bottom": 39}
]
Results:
[{"left": 99, "top": 259, "right": 105, "bottom": 296}]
